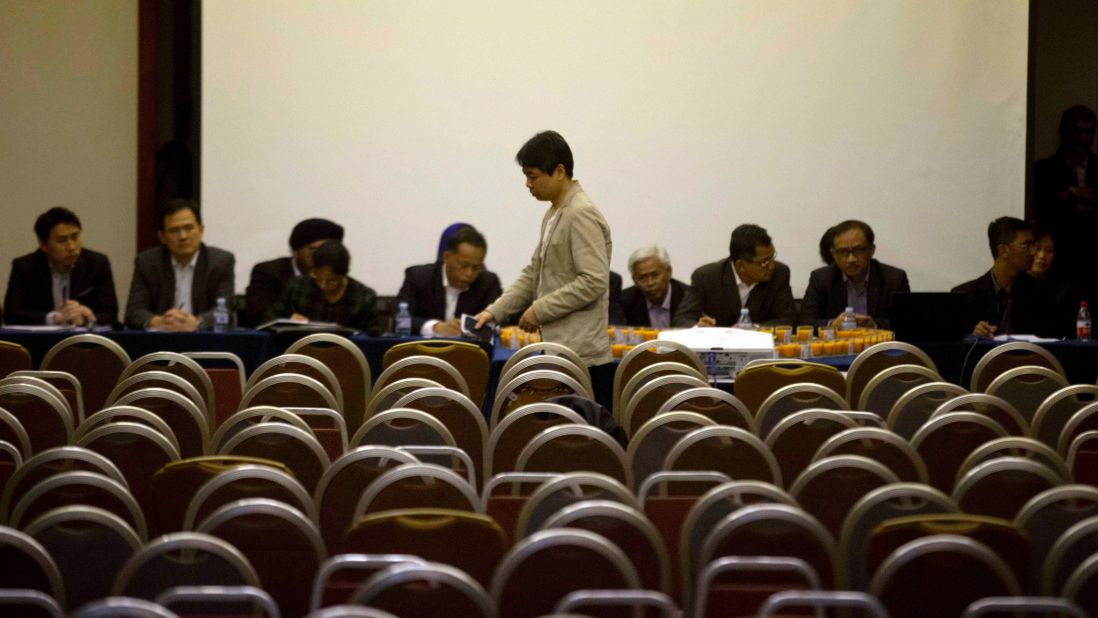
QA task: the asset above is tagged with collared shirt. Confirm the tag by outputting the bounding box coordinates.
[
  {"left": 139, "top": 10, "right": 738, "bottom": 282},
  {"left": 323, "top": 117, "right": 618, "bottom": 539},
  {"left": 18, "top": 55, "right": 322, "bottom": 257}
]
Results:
[
  {"left": 646, "top": 288, "right": 672, "bottom": 330},
  {"left": 274, "top": 275, "right": 377, "bottom": 331},
  {"left": 47, "top": 266, "right": 72, "bottom": 324},
  {"left": 420, "top": 269, "right": 468, "bottom": 336},
  {"left": 843, "top": 270, "right": 871, "bottom": 316},
  {"left": 731, "top": 263, "right": 757, "bottom": 308},
  {"left": 172, "top": 250, "right": 200, "bottom": 314}
]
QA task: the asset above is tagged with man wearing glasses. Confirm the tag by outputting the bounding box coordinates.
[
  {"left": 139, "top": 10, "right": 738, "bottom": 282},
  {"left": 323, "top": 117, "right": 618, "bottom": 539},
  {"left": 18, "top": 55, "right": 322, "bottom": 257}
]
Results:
[
  {"left": 242, "top": 218, "right": 344, "bottom": 327},
  {"left": 673, "top": 223, "right": 796, "bottom": 327},
  {"left": 952, "top": 217, "right": 1055, "bottom": 337},
  {"left": 125, "top": 199, "right": 235, "bottom": 331},
  {"left": 396, "top": 225, "right": 501, "bottom": 337},
  {"left": 799, "top": 220, "right": 910, "bottom": 329},
  {"left": 272, "top": 240, "right": 376, "bottom": 331}
]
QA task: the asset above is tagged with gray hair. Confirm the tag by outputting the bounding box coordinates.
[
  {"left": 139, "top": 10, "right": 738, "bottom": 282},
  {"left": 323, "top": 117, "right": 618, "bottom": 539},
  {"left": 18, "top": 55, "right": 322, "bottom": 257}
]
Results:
[{"left": 627, "top": 244, "right": 671, "bottom": 274}]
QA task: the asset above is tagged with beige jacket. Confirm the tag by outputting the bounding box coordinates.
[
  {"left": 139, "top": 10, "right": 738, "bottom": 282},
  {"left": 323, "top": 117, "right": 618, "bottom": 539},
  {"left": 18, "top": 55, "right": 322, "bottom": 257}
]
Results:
[{"left": 487, "top": 181, "right": 613, "bottom": 366}]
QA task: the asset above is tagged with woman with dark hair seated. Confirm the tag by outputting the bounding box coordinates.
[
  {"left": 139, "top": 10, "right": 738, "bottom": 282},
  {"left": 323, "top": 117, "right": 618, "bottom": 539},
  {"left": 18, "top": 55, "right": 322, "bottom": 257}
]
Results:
[
  {"left": 272, "top": 240, "right": 377, "bottom": 331},
  {"left": 1028, "top": 227, "right": 1083, "bottom": 338}
]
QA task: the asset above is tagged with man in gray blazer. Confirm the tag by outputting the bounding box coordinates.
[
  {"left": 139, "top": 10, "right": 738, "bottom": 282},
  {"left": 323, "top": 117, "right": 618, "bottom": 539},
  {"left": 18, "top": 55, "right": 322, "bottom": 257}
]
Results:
[{"left": 125, "top": 199, "right": 235, "bottom": 331}]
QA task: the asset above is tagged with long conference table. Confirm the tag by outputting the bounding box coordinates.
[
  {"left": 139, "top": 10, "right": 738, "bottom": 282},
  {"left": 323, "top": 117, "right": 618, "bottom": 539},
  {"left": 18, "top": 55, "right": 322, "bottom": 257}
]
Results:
[{"left": 3, "top": 328, "right": 1098, "bottom": 409}]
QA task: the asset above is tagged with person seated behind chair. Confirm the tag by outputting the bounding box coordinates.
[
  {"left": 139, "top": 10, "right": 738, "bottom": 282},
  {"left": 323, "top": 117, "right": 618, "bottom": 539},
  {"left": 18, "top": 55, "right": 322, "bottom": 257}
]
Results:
[
  {"left": 125, "top": 199, "right": 234, "bottom": 332},
  {"left": 272, "top": 240, "right": 376, "bottom": 331},
  {"left": 1028, "top": 226, "right": 1081, "bottom": 338},
  {"left": 243, "top": 218, "right": 344, "bottom": 327},
  {"left": 799, "top": 220, "right": 910, "bottom": 329},
  {"left": 672, "top": 223, "right": 796, "bottom": 327},
  {"left": 4, "top": 206, "right": 118, "bottom": 327},
  {"left": 952, "top": 217, "right": 1055, "bottom": 338},
  {"left": 620, "top": 244, "right": 688, "bottom": 329},
  {"left": 396, "top": 225, "right": 502, "bottom": 337}
]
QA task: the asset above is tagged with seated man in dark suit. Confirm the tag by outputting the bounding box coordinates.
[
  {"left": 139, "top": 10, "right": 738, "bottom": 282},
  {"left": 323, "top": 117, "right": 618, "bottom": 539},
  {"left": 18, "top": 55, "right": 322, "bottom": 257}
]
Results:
[
  {"left": 620, "top": 244, "right": 688, "bottom": 329},
  {"left": 273, "top": 240, "right": 376, "bottom": 330},
  {"left": 243, "top": 218, "right": 344, "bottom": 327},
  {"left": 125, "top": 199, "right": 235, "bottom": 332},
  {"left": 396, "top": 225, "right": 502, "bottom": 336},
  {"left": 4, "top": 206, "right": 118, "bottom": 327},
  {"left": 952, "top": 217, "right": 1054, "bottom": 337},
  {"left": 799, "top": 220, "right": 910, "bottom": 328},
  {"left": 673, "top": 223, "right": 796, "bottom": 327}
]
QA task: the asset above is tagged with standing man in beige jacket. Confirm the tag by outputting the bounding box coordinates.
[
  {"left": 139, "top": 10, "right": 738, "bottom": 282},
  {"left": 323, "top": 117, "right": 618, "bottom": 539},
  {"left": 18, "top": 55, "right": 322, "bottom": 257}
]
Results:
[{"left": 475, "top": 131, "right": 614, "bottom": 390}]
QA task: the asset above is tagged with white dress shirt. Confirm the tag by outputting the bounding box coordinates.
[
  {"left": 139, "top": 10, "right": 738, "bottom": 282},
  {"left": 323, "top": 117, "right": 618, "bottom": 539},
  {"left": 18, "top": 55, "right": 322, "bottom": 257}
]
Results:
[
  {"left": 172, "top": 250, "right": 200, "bottom": 315},
  {"left": 420, "top": 269, "right": 467, "bottom": 336}
]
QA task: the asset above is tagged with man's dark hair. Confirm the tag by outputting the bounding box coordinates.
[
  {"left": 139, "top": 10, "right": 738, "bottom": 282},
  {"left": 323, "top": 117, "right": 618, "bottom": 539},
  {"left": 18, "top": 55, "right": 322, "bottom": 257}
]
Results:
[
  {"left": 312, "top": 240, "right": 350, "bottom": 276},
  {"left": 1058, "top": 105, "right": 1097, "bottom": 141},
  {"left": 34, "top": 207, "right": 81, "bottom": 242},
  {"left": 986, "top": 216, "right": 1032, "bottom": 258},
  {"left": 158, "top": 198, "right": 202, "bottom": 231},
  {"left": 830, "top": 220, "right": 876, "bottom": 248},
  {"left": 516, "top": 131, "right": 574, "bottom": 178},
  {"left": 444, "top": 225, "right": 487, "bottom": 253},
  {"left": 729, "top": 224, "right": 772, "bottom": 262},
  {"left": 818, "top": 225, "right": 836, "bottom": 264}
]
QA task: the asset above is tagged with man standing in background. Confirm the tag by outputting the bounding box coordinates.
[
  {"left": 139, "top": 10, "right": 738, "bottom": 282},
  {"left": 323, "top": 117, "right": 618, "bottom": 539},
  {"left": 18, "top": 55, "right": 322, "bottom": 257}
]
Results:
[{"left": 475, "top": 131, "right": 613, "bottom": 387}]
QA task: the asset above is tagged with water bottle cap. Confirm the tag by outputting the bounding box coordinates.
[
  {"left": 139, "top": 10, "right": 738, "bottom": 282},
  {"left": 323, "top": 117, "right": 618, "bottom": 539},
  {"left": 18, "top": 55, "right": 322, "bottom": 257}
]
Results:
[
  {"left": 398, "top": 302, "right": 408, "bottom": 309},
  {"left": 1083, "top": 301, "right": 1089, "bottom": 308}
]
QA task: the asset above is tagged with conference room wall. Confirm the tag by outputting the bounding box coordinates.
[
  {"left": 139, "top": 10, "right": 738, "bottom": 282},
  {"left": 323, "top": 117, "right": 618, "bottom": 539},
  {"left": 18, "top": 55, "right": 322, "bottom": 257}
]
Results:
[
  {"left": 202, "top": 1, "right": 1028, "bottom": 299},
  {"left": 1029, "top": 0, "right": 1098, "bottom": 179},
  {"left": 0, "top": 1, "right": 138, "bottom": 317}
]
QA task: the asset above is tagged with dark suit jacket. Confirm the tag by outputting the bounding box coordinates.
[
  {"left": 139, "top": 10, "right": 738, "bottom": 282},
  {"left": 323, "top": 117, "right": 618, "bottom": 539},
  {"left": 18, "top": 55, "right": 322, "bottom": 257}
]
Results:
[
  {"left": 125, "top": 244, "right": 235, "bottom": 330},
  {"left": 243, "top": 256, "right": 295, "bottom": 327},
  {"left": 620, "top": 278, "right": 688, "bottom": 327},
  {"left": 3, "top": 248, "right": 118, "bottom": 326},
  {"left": 673, "top": 259, "right": 796, "bottom": 327},
  {"left": 798, "top": 260, "right": 910, "bottom": 328},
  {"left": 396, "top": 262, "right": 503, "bottom": 333},
  {"left": 951, "top": 270, "right": 1055, "bottom": 337}
]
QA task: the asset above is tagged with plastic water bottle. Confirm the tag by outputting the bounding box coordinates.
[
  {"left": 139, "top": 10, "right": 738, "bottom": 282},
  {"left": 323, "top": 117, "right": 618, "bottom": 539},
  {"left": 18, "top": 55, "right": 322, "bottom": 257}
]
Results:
[
  {"left": 213, "top": 297, "right": 230, "bottom": 333},
  {"left": 395, "top": 302, "right": 412, "bottom": 337},
  {"left": 841, "top": 306, "right": 857, "bottom": 331},
  {"left": 1077, "top": 301, "right": 1091, "bottom": 342},
  {"left": 735, "top": 308, "right": 753, "bottom": 330}
]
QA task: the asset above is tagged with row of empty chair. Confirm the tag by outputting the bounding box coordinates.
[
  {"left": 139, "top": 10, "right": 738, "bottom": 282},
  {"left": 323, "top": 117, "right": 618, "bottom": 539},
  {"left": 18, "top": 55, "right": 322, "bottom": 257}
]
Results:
[
  {"left": 4, "top": 462, "right": 1098, "bottom": 616},
  {"left": 2, "top": 334, "right": 1098, "bottom": 616}
]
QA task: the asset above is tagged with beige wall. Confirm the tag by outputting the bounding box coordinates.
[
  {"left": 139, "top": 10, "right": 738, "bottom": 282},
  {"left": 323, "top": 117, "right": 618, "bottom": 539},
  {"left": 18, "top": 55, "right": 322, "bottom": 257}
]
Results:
[{"left": 0, "top": 0, "right": 137, "bottom": 323}]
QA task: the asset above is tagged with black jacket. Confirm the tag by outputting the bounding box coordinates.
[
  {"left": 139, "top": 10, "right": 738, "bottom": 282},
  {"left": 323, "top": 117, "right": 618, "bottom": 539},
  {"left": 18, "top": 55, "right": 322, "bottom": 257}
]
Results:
[
  {"left": 396, "top": 262, "right": 503, "bottom": 333},
  {"left": 4, "top": 248, "right": 118, "bottom": 326},
  {"left": 799, "top": 259, "right": 910, "bottom": 328},
  {"left": 620, "top": 278, "right": 689, "bottom": 327},
  {"left": 673, "top": 258, "right": 796, "bottom": 327}
]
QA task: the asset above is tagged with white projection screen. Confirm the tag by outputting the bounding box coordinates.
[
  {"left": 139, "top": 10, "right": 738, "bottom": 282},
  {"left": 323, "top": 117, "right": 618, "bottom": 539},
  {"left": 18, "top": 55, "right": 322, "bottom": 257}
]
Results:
[{"left": 202, "top": 0, "right": 1028, "bottom": 301}]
